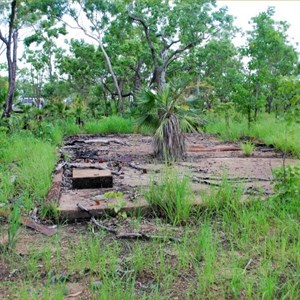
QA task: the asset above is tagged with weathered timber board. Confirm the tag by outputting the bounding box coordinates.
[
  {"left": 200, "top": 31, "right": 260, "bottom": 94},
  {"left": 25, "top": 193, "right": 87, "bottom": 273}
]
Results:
[{"left": 72, "top": 169, "right": 113, "bottom": 189}]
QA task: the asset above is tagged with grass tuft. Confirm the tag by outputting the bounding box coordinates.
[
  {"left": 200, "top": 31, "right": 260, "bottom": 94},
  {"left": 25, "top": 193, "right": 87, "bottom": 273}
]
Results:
[
  {"left": 144, "top": 166, "right": 193, "bottom": 225},
  {"left": 240, "top": 141, "right": 255, "bottom": 156}
]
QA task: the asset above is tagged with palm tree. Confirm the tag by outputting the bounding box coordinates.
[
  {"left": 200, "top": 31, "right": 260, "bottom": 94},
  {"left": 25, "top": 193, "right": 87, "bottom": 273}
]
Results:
[{"left": 136, "top": 84, "right": 198, "bottom": 160}]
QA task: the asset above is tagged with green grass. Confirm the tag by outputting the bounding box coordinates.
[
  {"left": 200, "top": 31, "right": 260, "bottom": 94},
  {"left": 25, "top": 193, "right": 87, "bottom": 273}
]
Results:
[
  {"left": 205, "top": 113, "right": 300, "bottom": 156},
  {"left": 144, "top": 167, "right": 193, "bottom": 225},
  {"left": 0, "top": 114, "right": 299, "bottom": 299},
  {"left": 240, "top": 141, "right": 255, "bottom": 156},
  {"left": 0, "top": 132, "right": 57, "bottom": 208},
  {"left": 84, "top": 116, "right": 134, "bottom": 134},
  {"left": 3, "top": 188, "right": 299, "bottom": 299}
]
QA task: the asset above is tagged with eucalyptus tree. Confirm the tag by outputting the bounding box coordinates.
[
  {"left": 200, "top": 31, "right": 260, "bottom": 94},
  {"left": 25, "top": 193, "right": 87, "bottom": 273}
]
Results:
[
  {"left": 58, "top": 40, "right": 103, "bottom": 95},
  {"left": 67, "top": 0, "right": 124, "bottom": 113},
  {"left": 275, "top": 76, "right": 300, "bottom": 117},
  {"left": 0, "top": 0, "right": 67, "bottom": 118},
  {"left": 245, "top": 7, "right": 299, "bottom": 114},
  {"left": 0, "top": 0, "right": 18, "bottom": 118},
  {"left": 128, "top": 0, "right": 234, "bottom": 91},
  {"left": 23, "top": 19, "right": 67, "bottom": 83},
  {"left": 191, "top": 37, "right": 242, "bottom": 109},
  {"left": 103, "top": 11, "right": 150, "bottom": 103}
]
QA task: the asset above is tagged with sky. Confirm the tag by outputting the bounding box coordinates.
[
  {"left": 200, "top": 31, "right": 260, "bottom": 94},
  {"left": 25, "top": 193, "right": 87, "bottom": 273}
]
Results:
[
  {"left": 218, "top": 0, "right": 300, "bottom": 50},
  {"left": 0, "top": 1, "right": 300, "bottom": 75}
]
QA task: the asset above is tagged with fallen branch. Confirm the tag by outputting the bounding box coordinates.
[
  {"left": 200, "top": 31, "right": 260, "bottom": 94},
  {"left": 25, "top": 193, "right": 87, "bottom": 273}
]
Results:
[
  {"left": 192, "top": 175, "right": 271, "bottom": 183},
  {"left": 192, "top": 177, "right": 222, "bottom": 187},
  {"left": 55, "top": 162, "right": 66, "bottom": 172},
  {"left": 116, "top": 232, "right": 182, "bottom": 243},
  {"left": 128, "top": 162, "right": 147, "bottom": 173},
  {"left": 84, "top": 138, "right": 127, "bottom": 145},
  {"left": 77, "top": 204, "right": 181, "bottom": 243},
  {"left": 77, "top": 203, "right": 117, "bottom": 234},
  {"left": 21, "top": 216, "right": 57, "bottom": 236},
  {"left": 188, "top": 146, "right": 240, "bottom": 152},
  {"left": 65, "top": 139, "right": 86, "bottom": 146},
  {"left": 242, "top": 258, "right": 253, "bottom": 274}
]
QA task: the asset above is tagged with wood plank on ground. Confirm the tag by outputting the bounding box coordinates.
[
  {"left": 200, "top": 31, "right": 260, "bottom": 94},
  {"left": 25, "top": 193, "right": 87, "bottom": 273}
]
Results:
[{"left": 72, "top": 169, "right": 113, "bottom": 189}]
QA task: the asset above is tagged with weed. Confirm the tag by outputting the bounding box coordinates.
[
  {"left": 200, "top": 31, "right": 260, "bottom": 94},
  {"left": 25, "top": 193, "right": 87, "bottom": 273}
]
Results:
[
  {"left": 272, "top": 164, "right": 300, "bottom": 200},
  {"left": 40, "top": 202, "right": 60, "bottom": 221},
  {"left": 205, "top": 113, "right": 300, "bottom": 156},
  {"left": 202, "top": 175, "right": 243, "bottom": 215},
  {"left": 144, "top": 167, "right": 193, "bottom": 225},
  {"left": 104, "top": 191, "right": 124, "bottom": 198},
  {"left": 0, "top": 133, "right": 57, "bottom": 209},
  {"left": 240, "top": 141, "right": 255, "bottom": 156}
]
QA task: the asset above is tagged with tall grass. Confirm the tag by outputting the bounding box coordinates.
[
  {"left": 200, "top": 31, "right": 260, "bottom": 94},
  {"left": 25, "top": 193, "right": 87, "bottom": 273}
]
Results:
[
  {"left": 84, "top": 115, "right": 134, "bottom": 134},
  {"left": 144, "top": 167, "right": 193, "bottom": 225},
  {"left": 205, "top": 113, "right": 300, "bottom": 156},
  {"left": 0, "top": 133, "right": 57, "bottom": 207}
]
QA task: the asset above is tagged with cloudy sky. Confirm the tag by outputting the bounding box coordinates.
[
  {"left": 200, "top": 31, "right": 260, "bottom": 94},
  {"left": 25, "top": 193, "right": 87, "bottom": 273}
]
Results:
[{"left": 218, "top": 0, "right": 300, "bottom": 50}]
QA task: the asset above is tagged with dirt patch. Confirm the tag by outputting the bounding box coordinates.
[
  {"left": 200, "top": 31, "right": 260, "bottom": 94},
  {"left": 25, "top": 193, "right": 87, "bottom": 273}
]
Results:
[{"left": 56, "top": 133, "right": 298, "bottom": 219}]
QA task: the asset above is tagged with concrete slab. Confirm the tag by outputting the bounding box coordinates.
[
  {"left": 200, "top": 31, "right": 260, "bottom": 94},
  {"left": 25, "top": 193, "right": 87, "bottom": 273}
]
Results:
[
  {"left": 72, "top": 168, "right": 113, "bottom": 189},
  {"left": 59, "top": 189, "right": 149, "bottom": 219}
]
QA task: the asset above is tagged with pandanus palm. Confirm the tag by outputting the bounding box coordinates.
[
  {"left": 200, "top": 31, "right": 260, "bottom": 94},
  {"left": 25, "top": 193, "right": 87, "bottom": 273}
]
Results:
[{"left": 136, "top": 85, "right": 198, "bottom": 160}]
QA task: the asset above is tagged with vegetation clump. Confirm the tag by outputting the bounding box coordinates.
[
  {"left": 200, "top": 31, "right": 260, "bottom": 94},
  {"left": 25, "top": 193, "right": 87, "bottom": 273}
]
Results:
[
  {"left": 240, "top": 141, "right": 255, "bottom": 156},
  {"left": 144, "top": 167, "right": 193, "bottom": 225}
]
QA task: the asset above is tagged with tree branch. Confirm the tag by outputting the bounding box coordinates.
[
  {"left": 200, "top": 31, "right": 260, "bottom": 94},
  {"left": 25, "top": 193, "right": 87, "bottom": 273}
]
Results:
[
  {"left": 128, "top": 5, "right": 158, "bottom": 67},
  {"left": 8, "top": 0, "right": 17, "bottom": 46},
  {"left": 166, "top": 40, "right": 197, "bottom": 67},
  {"left": 0, "top": 30, "right": 8, "bottom": 45}
]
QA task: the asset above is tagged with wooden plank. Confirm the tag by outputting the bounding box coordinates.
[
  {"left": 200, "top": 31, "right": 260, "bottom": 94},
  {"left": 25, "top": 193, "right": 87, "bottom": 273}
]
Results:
[
  {"left": 21, "top": 216, "right": 57, "bottom": 236},
  {"left": 72, "top": 169, "right": 113, "bottom": 189}
]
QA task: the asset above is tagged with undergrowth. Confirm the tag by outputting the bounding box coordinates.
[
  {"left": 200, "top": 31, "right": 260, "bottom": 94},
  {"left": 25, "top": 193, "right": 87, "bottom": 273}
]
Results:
[
  {"left": 0, "top": 132, "right": 57, "bottom": 210},
  {"left": 205, "top": 113, "right": 300, "bottom": 156},
  {"left": 1, "top": 173, "right": 298, "bottom": 299},
  {"left": 84, "top": 115, "right": 134, "bottom": 134}
]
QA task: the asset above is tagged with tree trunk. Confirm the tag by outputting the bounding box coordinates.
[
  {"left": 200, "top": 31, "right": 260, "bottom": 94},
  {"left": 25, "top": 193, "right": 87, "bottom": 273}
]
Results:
[
  {"left": 133, "top": 59, "right": 142, "bottom": 94},
  {"left": 266, "top": 96, "right": 272, "bottom": 114},
  {"left": 196, "top": 74, "right": 200, "bottom": 96},
  {"left": 2, "top": 30, "right": 18, "bottom": 118},
  {"left": 153, "top": 114, "right": 186, "bottom": 161},
  {"left": 0, "top": 0, "right": 18, "bottom": 119},
  {"left": 247, "top": 104, "right": 251, "bottom": 130},
  {"left": 98, "top": 41, "right": 123, "bottom": 115},
  {"left": 152, "top": 65, "right": 167, "bottom": 91}
]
